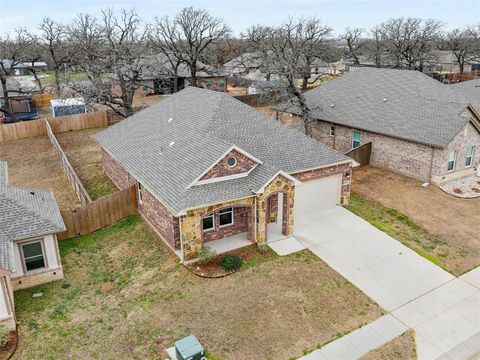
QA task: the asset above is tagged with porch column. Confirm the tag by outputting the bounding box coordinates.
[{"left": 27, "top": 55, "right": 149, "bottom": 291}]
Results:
[{"left": 180, "top": 211, "right": 203, "bottom": 261}]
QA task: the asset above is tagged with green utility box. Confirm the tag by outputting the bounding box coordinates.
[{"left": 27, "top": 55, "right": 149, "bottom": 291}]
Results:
[{"left": 174, "top": 335, "right": 205, "bottom": 360}]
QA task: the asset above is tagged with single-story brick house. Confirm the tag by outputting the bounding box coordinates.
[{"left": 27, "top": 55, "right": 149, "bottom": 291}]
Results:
[
  {"left": 276, "top": 68, "right": 480, "bottom": 184},
  {"left": 0, "top": 162, "right": 65, "bottom": 330},
  {"left": 94, "top": 87, "right": 354, "bottom": 262}
]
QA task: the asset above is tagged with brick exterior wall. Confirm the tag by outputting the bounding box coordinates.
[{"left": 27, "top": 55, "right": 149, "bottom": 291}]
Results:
[
  {"left": 102, "top": 149, "right": 135, "bottom": 190},
  {"left": 101, "top": 148, "right": 180, "bottom": 249},
  {"left": 202, "top": 206, "right": 253, "bottom": 243},
  {"left": 138, "top": 187, "right": 181, "bottom": 250},
  {"left": 200, "top": 149, "right": 257, "bottom": 181},
  {"left": 266, "top": 193, "right": 278, "bottom": 223},
  {"left": 279, "top": 112, "right": 480, "bottom": 183}
]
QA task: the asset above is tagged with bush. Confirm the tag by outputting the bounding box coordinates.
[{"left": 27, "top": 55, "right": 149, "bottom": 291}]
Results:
[
  {"left": 198, "top": 246, "right": 216, "bottom": 263},
  {"left": 0, "top": 324, "right": 9, "bottom": 348},
  {"left": 221, "top": 253, "right": 243, "bottom": 271},
  {"left": 258, "top": 243, "right": 269, "bottom": 253}
]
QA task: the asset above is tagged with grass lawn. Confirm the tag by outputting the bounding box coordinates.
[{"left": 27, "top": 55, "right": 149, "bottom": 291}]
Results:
[
  {"left": 0, "top": 137, "right": 80, "bottom": 209},
  {"left": 346, "top": 193, "right": 453, "bottom": 273},
  {"left": 56, "top": 128, "right": 117, "bottom": 200},
  {"left": 351, "top": 167, "right": 480, "bottom": 275},
  {"left": 13, "top": 216, "right": 382, "bottom": 360},
  {"left": 360, "top": 330, "right": 416, "bottom": 360}
]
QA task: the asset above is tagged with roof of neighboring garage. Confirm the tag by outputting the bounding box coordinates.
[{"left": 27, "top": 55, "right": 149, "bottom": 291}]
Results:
[
  {"left": 275, "top": 68, "right": 480, "bottom": 148},
  {"left": 451, "top": 78, "right": 480, "bottom": 111},
  {"left": 94, "top": 87, "right": 352, "bottom": 214}
]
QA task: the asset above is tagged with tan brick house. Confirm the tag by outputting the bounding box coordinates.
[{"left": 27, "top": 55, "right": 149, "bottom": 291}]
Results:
[
  {"left": 0, "top": 161, "right": 65, "bottom": 330},
  {"left": 94, "top": 87, "right": 354, "bottom": 262},
  {"left": 276, "top": 68, "right": 480, "bottom": 184}
]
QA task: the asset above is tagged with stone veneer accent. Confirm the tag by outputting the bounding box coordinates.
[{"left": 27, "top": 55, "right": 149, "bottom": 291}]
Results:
[
  {"left": 256, "top": 175, "right": 295, "bottom": 244},
  {"left": 11, "top": 267, "right": 64, "bottom": 291},
  {"left": 181, "top": 197, "right": 255, "bottom": 261},
  {"left": 199, "top": 149, "right": 257, "bottom": 181}
]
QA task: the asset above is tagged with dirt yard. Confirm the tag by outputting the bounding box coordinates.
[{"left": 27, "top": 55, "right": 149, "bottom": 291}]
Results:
[
  {"left": 361, "top": 330, "right": 416, "bottom": 359},
  {"left": 13, "top": 216, "right": 382, "bottom": 360},
  {"left": 352, "top": 166, "right": 480, "bottom": 275},
  {"left": 0, "top": 137, "right": 80, "bottom": 209},
  {"left": 56, "top": 129, "right": 116, "bottom": 200}
]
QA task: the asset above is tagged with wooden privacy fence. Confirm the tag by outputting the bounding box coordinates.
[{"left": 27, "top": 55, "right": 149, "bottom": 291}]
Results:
[
  {"left": 57, "top": 186, "right": 138, "bottom": 240},
  {"left": 46, "top": 120, "right": 92, "bottom": 204},
  {"left": 345, "top": 142, "right": 372, "bottom": 167},
  {"left": 0, "top": 111, "right": 108, "bottom": 143}
]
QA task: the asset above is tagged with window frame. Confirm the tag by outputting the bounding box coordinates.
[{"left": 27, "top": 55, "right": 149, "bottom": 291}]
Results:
[
  {"left": 329, "top": 125, "right": 335, "bottom": 137},
  {"left": 202, "top": 214, "right": 215, "bottom": 232},
  {"left": 226, "top": 156, "right": 237, "bottom": 168},
  {"left": 465, "top": 146, "right": 474, "bottom": 168},
  {"left": 447, "top": 150, "right": 457, "bottom": 172},
  {"left": 19, "top": 239, "right": 47, "bottom": 273},
  {"left": 219, "top": 208, "right": 234, "bottom": 228},
  {"left": 352, "top": 130, "right": 361, "bottom": 149}
]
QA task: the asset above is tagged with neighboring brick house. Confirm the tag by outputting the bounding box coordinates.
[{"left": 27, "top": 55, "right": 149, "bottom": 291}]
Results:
[
  {"left": 276, "top": 68, "right": 480, "bottom": 184},
  {"left": 139, "top": 54, "right": 227, "bottom": 95},
  {"left": 94, "top": 87, "right": 354, "bottom": 262},
  {"left": 0, "top": 161, "right": 66, "bottom": 331}
]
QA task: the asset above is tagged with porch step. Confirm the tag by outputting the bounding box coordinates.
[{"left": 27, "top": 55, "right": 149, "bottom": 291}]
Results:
[{"left": 268, "top": 237, "right": 306, "bottom": 256}]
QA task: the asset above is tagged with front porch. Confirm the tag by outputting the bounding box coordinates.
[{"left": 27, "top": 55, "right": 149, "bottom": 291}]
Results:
[{"left": 204, "top": 232, "right": 251, "bottom": 254}]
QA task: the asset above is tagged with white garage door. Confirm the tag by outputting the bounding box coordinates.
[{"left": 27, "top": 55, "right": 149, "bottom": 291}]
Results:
[{"left": 294, "top": 175, "right": 341, "bottom": 221}]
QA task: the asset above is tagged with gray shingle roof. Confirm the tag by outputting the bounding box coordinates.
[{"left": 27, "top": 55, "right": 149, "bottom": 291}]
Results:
[
  {"left": 94, "top": 87, "right": 351, "bottom": 214},
  {"left": 451, "top": 78, "right": 480, "bottom": 111},
  {"left": 0, "top": 186, "right": 66, "bottom": 271},
  {"left": 276, "top": 68, "right": 478, "bottom": 148}
]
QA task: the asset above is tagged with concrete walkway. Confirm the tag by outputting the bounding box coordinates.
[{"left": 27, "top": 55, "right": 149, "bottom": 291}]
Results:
[
  {"left": 268, "top": 236, "right": 305, "bottom": 256},
  {"left": 297, "top": 207, "right": 480, "bottom": 360}
]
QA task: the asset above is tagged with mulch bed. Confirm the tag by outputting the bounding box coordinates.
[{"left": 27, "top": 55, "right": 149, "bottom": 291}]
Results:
[
  {"left": 186, "top": 245, "right": 273, "bottom": 278},
  {"left": 0, "top": 331, "right": 18, "bottom": 360}
]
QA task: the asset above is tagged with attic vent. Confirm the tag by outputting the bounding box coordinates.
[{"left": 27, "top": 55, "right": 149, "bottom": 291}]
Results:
[
  {"left": 159, "top": 147, "right": 164, "bottom": 155},
  {"left": 383, "top": 98, "right": 388, "bottom": 102},
  {"left": 356, "top": 95, "right": 360, "bottom": 99},
  {"left": 167, "top": 117, "right": 173, "bottom": 123},
  {"left": 330, "top": 104, "right": 335, "bottom": 108},
  {"left": 169, "top": 141, "right": 175, "bottom": 147}
]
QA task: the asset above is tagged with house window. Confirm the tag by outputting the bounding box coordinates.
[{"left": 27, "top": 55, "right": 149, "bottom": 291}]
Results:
[
  {"left": 352, "top": 130, "right": 361, "bottom": 149},
  {"left": 21, "top": 241, "right": 45, "bottom": 272},
  {"left": 465, "top": 146, "right": 474, "bottom": 167},
  {"left": 447, "top": 150, "right": 457, "bottom": 172},
  {"left": 227, "top": 156, "right": 237, "bottom": 168},
  {"left": 136, "top": 182, "right": 143, "bottom": 203},
  {"left": 329, "top": 125, "right": 335, "bottom": 137},
  {"left": 219, "top": 208, "right": 234, "bottom": 227},
  {"left": 206, "top": 80, "right": 212, "bottom": 89},
  {"left": 203, "top": 214, "right": 214, "bottom": 232}
]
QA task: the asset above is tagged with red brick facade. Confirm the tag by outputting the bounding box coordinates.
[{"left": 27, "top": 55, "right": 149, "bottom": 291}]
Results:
[
  {"left": 293, "top": 162, "right": 352, "bottom": 197},
  {"left": 202, "top": 206, "right": 254, "bottom": 243},
  {"left": 199, "top": 149, "right": 258, "bottom": 181},
  {"left": 101, "top": 149, "right": 180, "bottom": 250}
]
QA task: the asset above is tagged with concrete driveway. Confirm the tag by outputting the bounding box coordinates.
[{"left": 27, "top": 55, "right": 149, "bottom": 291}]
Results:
[
  {"left": 295, "top": 206, "right": 454, "bottom": 311},
  {"left": 296, "top": 206, "right": 480, "bottom": 359}
]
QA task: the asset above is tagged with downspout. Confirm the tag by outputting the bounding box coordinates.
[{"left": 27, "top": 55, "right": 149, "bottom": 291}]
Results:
[
  {"left": 254, "top": 197, "right": 258, "bottom": 244},
  {"left": 179, "top": 216, "right": 185, "bottom": 264},
  {"left": 428, "top": 146, "right": 435, "bottom": 183}
]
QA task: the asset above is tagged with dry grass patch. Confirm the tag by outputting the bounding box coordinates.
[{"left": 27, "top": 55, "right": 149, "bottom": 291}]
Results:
[
  {"left": 0, "top": 136, "right": 80, "bottom": 209},
  {"left": 13, "top": 216, "right": 382, "bottom": 360},
  {"left": 56, "top": 128, "right": 117, "bottom": 200},
  {"left": 361, "top": 329, "right": 416, "bottom": 359},
  {"left": 352, "top": 166, "right": 480, "bottom": 275}
]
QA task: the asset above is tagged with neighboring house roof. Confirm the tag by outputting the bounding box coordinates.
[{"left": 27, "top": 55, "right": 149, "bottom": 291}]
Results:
[
  {"left": 50, "top": 98, "right": 86, "bottom": 107},
  {"left": 451, "top": 78, "right": 480, "bottom": 110},
  {"left": 140, "top": 54, "right": 224, "bottom": 80},
  {"left": 0, "top": 59, "right": 48, "bottom": 69},
  {"left": 276, "top": 68, "right": 480, "bottom": 148},
  {"left": 94, "top": 87, "right": 351, "bottom": 214},
  {"left": 223, "top": 52, "right": 263, "bottom": 71}
]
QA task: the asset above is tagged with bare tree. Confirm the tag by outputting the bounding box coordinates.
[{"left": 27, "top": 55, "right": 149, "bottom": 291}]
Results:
[
  {"left": 341, "top": 28, "right": 365, "bottom": 64},
  {"left": 441, "top": 26, "right": 479, "bottom": 74},
  {"left": 0, "top": 30, "right": 32, "bottom": 122},
  {"left": 367, "top": 25, "right": 387, "bottom": 67},
  {"left": 30, "top": 18, "right": 75, "bottom": 96},
  {"left": 246, "top": 18, "right": 333, "bottom": 136},
  {"left": 152, "top": 7, "right": 231, "bottom": 87},
  {"left": 69, "top": 9, "right": 151, "bottom": 117}
]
